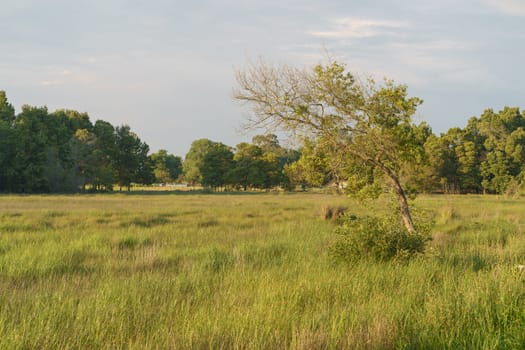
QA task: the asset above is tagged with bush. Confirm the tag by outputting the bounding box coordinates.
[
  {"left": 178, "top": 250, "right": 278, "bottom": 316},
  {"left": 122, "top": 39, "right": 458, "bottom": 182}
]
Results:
[{"left": 330, "top": 213, "right": 431, "bottom": 263}]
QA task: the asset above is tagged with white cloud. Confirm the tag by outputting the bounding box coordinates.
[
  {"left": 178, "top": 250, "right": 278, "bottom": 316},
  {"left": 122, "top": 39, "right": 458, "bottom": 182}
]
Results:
[
  {"left": 484, "top": 0, "right": 525, "bottom": 16},
  {"left": 311, "top": 18, "right": 409, "bottom": 39}
]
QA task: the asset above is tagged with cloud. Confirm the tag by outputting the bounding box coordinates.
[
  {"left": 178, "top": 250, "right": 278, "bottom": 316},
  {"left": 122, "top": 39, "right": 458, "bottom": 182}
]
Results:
[
  {"left": 311, "top": 17, "right": 409, "bottom": 39},
  {"left": 484, "top": 0, "right": 525, "bottom": 16}
]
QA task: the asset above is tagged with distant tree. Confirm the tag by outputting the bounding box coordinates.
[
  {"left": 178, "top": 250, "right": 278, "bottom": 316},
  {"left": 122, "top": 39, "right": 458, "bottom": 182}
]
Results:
[
  {"left": 93, "top": 120, "right": 117, "bottom": 160},
  {"left": 421, "top": 133, "right": 457, "bottom": 193},
  {"left": 397, "top": 122, "right": 433, "bottom": 194},
  {"left": 113, "top": 125, "right": 153, "bottom": 190},
  {"left": 52, "top": 109, "right": 93, "bottom": 134},
  {"left": 284, "top": 138, "right": 337, "bottom": 189},
  {"left": 252, "top": 134, "right": 299, "bottom": 168},
  {"left": 0, "top": 91, "right": 17, "bottom": 191},
  {"left": 200, "top": 142, "right": 235, "bottom": 189},
  {"left": 165, "top": 154, "right": 183, "bottom": 181},
  {"left": 14, "top": 106, "right": 51, "bottom": 192},
  {"left": 0, "top": 122, "right": 18, "bottom": 192},
  {"left": 183, "top": 139, "right": 216, "bottom": 186},
  {"left": 0, "top": 90, "right": 164, "bottom": 193},
  {"left": 252, "top": 134, "right": 280, "bottom": 153},
  {"left": 235, "top": 61, "right": 426, "bottom": 232},
  {"left": 69, "top": 129, "right": 98, "bottom": 190},
  {"left": 0, "top": 91, "right": 15, "bottom": 124},
  {"left": 13, "top": 106, "right": 92, "bottom": 192},
  {"left": 150, "top": 149, "right": 182, "bottom": 183},
  {"left": 477, "top": 107, "right": 525, "bottom": 193},
  {"left": 92, "top": 120, "right": 117, "bottom": 190},
  {"left": 230, "top": 142, "right": 267, "bottom": 190},
  {"left": 241, "top": 134, "right": 299, "bottom": 190}
]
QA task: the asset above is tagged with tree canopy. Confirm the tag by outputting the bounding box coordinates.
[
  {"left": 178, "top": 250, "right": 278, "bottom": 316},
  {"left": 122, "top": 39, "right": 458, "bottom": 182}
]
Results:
[
  {"left": 0, "top": 91, "right": 155, "bottom": 193},
  {"left": 235, "top": 61, "right": 427, "bottom": 232}
]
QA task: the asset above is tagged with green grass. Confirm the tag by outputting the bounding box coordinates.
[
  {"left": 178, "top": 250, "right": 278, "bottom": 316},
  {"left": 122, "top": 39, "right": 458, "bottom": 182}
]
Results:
[{"left": 1, "top": 193, "right": 525, "bottom": 349}]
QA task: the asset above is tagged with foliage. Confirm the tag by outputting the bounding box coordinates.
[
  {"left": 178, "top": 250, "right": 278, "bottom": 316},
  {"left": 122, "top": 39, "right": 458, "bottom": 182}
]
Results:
[
  {"left": 0, "top": 90, "right": 154, "bottom": 193},
  {"left": 285, "top": 137, "right": 338, "bottom": 189},
  {"left": 331, "top": 212, "right": 432, "bottom": 263},
  {"left": 200, "top": 142, "right": 234, "bottom": 189},
  {"left": 229, "top": 142, "right": 267, "bottom": 189},
  {"left": 182, "top": 138, "right": 215, "bottom": 186},
  {"left": 0, "top": 90, "right": 15, "bottom": 123},
  {"left": 150, "top": 149, "right": 182, "bottom": 183},
  {"left": 420, "top": 107, "right": 525, "bottom": 195},
  {"left": 113, "top": 125, "right": 153, "bottom": 190},
  {"left": 230, "top": 135, "right": 295, "bottom": 190},
  {"left": 182, "top": 134, "right": 297, "bottom": 191},
  {"left": 235, "top": 60, "right": 427, "bottom": 231}
]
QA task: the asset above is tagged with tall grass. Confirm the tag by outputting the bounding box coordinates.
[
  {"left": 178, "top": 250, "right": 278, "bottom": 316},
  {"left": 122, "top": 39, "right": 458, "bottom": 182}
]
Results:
[{"left": 0, "top": 193, "right": 525, "bottom": 348}]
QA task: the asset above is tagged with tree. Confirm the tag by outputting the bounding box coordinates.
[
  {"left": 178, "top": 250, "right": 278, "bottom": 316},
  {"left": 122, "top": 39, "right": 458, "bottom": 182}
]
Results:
[
  {"left": 91, "top": 120, "right": 117, "bottom": 191},
  {"left": 0, "top": 91, "right": 17, "bottom": 191},
  {"left": 252, "top": 134, "right": 280, "bottom": 154},
  {"left": 285, "top": 134, "right": 363, "bottom": 192},
  {"left": 235, "top": 61, "right": 426, "bottom": 232},
  {"left": 113, "top": 125, "right": 153, "bottom": 190},
  {"left": 200, "top": 142, "right": 234, "bottom": 189},
  {"left": 183, "top": 139, "right": 216, "bottom": 186},
  {"left": 14, "top": 105, "right": 51, "bottom": 192},
  {"left": 150, "top": 149, "right": 183, "bottom": 183},
  {"left": 397, "top": 122, "right": 433, "bottom": 194},
  {"left": 0, "top": 90, "right": 163, "bottom": 193},
  {"left": 251, "top": 134, "right": 298, "bottom": 189},
  {"left": 52, "top": 109, "right": 93, "bottom": 134},
  {"left": 69, "top": 129, "right": 98, "bottom": 190},
  {"left": 165, "top": 153, "right": 183, "bottom": 181},
  {"left": 0, "top": 120, "right": 18, "bottom": 192},
  {"left": 476, "top": 107, "right": 525, "bottom": 193},
  {"left": 230, "top": 142, "right": 268, "bottom": 190},
  {"left": 0, "top": 91, "right": 15, "bottom": 124}
]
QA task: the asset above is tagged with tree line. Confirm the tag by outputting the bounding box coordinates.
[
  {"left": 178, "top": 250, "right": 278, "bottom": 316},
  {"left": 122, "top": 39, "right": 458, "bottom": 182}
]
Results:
[
  {"left": 182, "top": 135, "right": 299, "bottom": 191},
  {"left": 418, "top": 107, "right": 525, "bottom": 195},
  {"left": 2, "top": 89, "right": 525, "bottom": 195},
  {"left": 0, "top": 90, "right": 298, "bottom": 193},
  {"left": 288, "top": 106, "right": 525, "bottom": 196},
  {"left": 0, "top": 90, "right": 161, "bottom": 192}
]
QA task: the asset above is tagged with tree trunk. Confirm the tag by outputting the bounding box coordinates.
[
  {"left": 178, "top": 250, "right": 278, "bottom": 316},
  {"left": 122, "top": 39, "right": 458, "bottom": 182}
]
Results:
[
  {"left": 369, "top": 158, "right": 416, "bottom": 232},
  {"left": 389, "top": 175, "right": 415, "bottom": 233}
]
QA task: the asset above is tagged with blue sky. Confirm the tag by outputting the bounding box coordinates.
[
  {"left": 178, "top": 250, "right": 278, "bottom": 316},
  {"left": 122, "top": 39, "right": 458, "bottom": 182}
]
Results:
[{"left": 2, "top": 0, "right": 524, "bottom": 156}]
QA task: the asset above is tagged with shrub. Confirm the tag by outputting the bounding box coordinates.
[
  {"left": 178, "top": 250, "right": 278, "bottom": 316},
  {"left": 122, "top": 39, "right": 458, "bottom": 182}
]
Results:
[{"left": 330, "top": 213, "right": 431, "bottom": 263}]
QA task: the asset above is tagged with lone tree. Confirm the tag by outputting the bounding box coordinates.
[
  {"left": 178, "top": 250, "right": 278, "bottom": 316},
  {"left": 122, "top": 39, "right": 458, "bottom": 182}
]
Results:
[{"left": 234, "top": 61, "right": 427, "bottom": 232}]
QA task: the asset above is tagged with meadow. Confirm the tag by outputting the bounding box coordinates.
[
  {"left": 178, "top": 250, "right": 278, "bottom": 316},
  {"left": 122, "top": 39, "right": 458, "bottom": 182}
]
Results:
[{"left": 1, "top": 192, "right": 525, "bottom": 349}]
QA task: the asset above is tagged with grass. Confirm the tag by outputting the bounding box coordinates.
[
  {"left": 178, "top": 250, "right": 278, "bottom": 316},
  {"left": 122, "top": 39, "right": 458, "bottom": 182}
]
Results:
[{"left": 0, "top": 193, "right": 525, "bottom": 349}]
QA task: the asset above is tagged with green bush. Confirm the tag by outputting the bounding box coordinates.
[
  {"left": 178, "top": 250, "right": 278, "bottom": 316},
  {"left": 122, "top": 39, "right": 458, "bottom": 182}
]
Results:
[{"left": 331, "top": 213, "right": 431, "bottom": 263}]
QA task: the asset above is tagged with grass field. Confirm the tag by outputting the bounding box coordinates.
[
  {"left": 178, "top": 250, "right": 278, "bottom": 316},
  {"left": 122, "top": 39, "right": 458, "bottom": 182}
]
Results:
[{"left": 1, "top": 193, "right": 525, "bottom": 349}]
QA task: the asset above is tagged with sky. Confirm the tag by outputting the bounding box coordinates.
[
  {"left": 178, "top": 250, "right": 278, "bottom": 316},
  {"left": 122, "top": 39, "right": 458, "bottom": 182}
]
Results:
[{"left": 1, "top": 0, "right": 524, "bottom": 156}]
